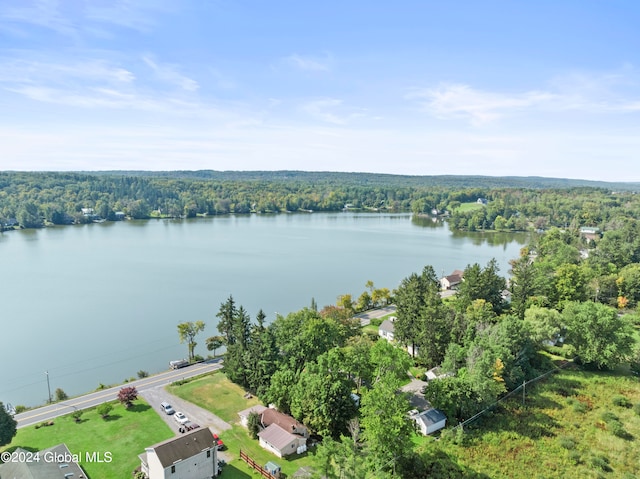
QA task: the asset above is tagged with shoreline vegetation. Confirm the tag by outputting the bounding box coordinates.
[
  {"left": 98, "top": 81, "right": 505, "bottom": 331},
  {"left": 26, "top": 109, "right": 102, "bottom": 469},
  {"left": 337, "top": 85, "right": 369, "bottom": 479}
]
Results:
[{"left": 3, "top": 170, "right": 640, "bottom": 233}]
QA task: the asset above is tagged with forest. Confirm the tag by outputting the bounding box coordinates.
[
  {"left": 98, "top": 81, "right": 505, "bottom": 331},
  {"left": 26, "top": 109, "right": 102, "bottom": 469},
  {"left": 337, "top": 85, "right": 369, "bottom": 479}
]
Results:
[{"left": 2, "top": 171, "right": 640, "bottom": 234}]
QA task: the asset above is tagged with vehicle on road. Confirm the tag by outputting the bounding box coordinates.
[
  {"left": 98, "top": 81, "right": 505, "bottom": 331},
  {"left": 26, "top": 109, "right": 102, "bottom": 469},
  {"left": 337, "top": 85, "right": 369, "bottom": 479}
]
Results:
[
  {"left": 160, "top": 402, "right": 175, "bottom": 415},
  {"left": 170, "top": 359, "right": 189, "bottom": 369},
  {"left": 213, "top": 433, "right": 225, "bottom": 450},
  {"left": 174, "top": 412, "right": 189, "bottom": 424}
]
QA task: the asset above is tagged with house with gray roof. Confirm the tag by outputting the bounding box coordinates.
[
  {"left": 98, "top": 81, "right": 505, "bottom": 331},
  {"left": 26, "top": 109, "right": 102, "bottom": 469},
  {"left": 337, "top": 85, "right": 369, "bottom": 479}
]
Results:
[
  {"left": 257, "top": 424, "right": 307, "bottom": 458},
  {"left": 0, "top": 444, "right": 87, "bottom": 479},
  {"left": 409, "top": 408, "right": 447, "bottom": 435},
  {"left": 139, "top": 428, "right": 217, "bottom": 479}
]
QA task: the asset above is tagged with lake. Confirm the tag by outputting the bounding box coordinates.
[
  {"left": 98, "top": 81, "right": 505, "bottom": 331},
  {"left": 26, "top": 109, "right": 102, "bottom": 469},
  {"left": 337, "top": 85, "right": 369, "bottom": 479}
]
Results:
[{"left": 0, "top": 213, "right": 530, "bottom": 407}]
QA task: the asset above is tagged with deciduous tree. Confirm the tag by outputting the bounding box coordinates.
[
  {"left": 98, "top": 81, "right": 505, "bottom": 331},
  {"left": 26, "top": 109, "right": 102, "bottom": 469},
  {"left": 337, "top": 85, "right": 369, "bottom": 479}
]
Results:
[{"left": 177, "top": 320, "right": 206, "bottom": 362}]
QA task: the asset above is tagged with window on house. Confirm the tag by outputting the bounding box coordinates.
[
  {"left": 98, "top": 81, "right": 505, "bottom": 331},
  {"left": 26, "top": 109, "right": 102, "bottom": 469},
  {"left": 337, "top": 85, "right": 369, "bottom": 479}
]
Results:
[
  {"left": 171, "top": 465, "right": 175, "bottom": 473},
  {"left": 207, "top": 450, "right": 211, "bottom": 458}
]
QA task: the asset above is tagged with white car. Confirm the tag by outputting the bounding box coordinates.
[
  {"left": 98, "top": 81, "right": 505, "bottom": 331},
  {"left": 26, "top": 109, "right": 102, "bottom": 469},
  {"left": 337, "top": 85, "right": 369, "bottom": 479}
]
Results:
[{"left": 174, "top": 412, "right": 189, "bottom": 424}]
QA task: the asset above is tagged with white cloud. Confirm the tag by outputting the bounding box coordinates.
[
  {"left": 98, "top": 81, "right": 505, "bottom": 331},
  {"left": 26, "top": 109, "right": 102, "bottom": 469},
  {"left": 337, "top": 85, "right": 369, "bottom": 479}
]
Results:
[
  {"left": 408, "top": 83, "right": 557, "bottom": 125},
  {"left": 300, "top": 98, "right": 367, "bottom": 125},
  {"left": 0, "top": 0, "right": 77, "bottom": 37},
  {"left": 410, "top": 69, "right": 640, "bottom": 125},
  {"left": 142, "top": 55, "right": 199, "bottom": 92},
  {"left": 285, "top": 53, "right": 331, "bottom": 72}
]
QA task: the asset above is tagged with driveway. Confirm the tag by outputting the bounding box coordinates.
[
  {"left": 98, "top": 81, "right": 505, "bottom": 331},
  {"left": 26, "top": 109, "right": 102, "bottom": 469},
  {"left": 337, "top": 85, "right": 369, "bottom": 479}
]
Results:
[
  {"left": 140, "top": 386, "right": 234, "bottom": 462},
  {"left": 401, "top": 377, "right": 431, "bottom": 410},
  {"left": 355, "top": 305, "right": 396, "bottom": 326}
]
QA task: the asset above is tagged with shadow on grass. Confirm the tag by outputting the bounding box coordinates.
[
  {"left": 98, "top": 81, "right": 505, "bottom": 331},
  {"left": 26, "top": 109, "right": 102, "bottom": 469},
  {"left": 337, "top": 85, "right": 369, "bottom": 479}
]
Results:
[
  {"left": 219, "top": 463, "right": 251, "bottom": 478},
  {"left": 127, "top": 403, "right": 151, "bottom": 413},
  {"left": 102, "top": 414, "right": 122, "bottom": 422}
]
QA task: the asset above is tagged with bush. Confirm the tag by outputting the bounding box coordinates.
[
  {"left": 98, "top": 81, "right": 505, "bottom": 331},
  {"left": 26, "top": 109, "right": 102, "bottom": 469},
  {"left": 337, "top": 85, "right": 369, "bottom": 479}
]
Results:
[
  {"left": 634, "top": 403, "right": 640, "bottom": 416},
  {"left": 590, "top": 455, "right": 611, "bottom": 472},
  {"left": 600, "top": 411, "right": 619, "bottom": 423},
  {"left": 137, "top": 370, "right": 149, "bottom": 379},
  {"left": 568, "top": 451, "right": 581, "bottom": 465},
  {"left": 558, "top": 436, "right": 576, "bottom": 450},
  {"left": 14, "top": 405, "right": 27, "bottom": 414},
  {"left": 97, "top": 403, "right": 113, "bottom": 419},
  {"left": 54, "top": 388, "right": 68, "bottom": 401},
  {"left": 612, "top": 395, "right": 631, "bottom": 408},
  {"left": 572, "top": 401, "right": 587, "bottom": 414},
  {"left": 608, "top": 420, "right": 629, "bottom": 439}
]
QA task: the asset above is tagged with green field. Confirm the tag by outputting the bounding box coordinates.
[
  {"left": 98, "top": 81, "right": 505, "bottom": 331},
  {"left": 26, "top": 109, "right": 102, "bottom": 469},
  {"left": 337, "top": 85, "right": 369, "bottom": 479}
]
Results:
[
  {"left": 426, "top": 366, "right": 640, "bottom": 478},
  {"left": 457, "top": 202, "right": 486, "bottom": 212},
  {"left": 1, "top": 400, "right": 173, "bottom": 479}
]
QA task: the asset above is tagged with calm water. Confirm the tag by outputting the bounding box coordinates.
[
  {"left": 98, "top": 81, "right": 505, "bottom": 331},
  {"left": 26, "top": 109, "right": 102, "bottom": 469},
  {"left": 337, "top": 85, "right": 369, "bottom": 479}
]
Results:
[{"left": 0, "top": 213, "right": 529, "bottom": 407}]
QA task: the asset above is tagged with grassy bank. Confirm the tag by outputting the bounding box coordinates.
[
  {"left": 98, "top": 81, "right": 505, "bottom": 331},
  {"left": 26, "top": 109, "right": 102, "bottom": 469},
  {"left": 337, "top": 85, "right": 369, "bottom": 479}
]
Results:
[{"left": 1, "top": 400, "right": 173, "bottom": 479}]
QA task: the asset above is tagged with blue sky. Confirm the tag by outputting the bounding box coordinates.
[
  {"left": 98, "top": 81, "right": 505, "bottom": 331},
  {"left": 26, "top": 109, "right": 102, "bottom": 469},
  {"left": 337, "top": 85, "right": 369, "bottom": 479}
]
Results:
[{"left": 1, "top": 1, "right": 639, "bottom": 181}]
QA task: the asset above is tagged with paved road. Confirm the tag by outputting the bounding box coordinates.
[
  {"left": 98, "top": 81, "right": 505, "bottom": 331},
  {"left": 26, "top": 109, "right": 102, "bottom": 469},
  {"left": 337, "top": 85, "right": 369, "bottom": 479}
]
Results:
[
  {"left": 355, "top": 305, "right": 396, "bottom": 326},
  {"left": 15, "top": 360, "right": 223, "bottom": 428}
]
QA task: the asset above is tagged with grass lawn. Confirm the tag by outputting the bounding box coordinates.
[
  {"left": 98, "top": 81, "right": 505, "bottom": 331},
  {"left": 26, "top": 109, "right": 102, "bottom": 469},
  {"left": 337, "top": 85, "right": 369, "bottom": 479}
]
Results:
[
  {"left": 167, "top": 371, "right": 261, "bottom": 423},
  {"left": 426, "top": 367, "right": 640, "bottom": 478},
  {"left": 457, "top": 202, "right": 485, "bottom": 212},
  {"left": 1, "top": 400, "right": 174, "bottom": 479},
  {"left": 168, "top": 372, "right": 319, "bottom": 477}
]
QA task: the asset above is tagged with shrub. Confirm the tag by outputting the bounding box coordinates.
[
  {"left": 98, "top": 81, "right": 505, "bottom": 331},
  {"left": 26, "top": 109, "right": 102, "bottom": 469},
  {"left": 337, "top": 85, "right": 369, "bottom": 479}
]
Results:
[
  {"left": 14, "top": 405, "right": 27, "bottom": 414},
  {"left": 600, "top": 411, "right": 619, "bottom": 423},
  {"left": 572, "top": 402, "right": 587, "bottom": 413},
  {"left": 54, "top": 388, "right": 68, "bottom": 401},
  {"left": 608, "top": 420, "right": 629, "bottom": 439},
  {"left": 97, "top": 403, "right": 113, "bottom": 419},
  {"left": 612, "top": 395, "right": 632, "bottom": 408},
  {"left": 137, "top": 370, "right": 149, "bottom": 379},
  {"left": 634, "top": 403, "right": 640, "bottom": 416},
  {"left": 117, "top": 386, "right": 138, "bottom": 408},
  {"left": 590, "top": 455, "right": 611, "bottom": 472},
  {"left": 72, "top": 411, "right": 83, "bottom": 423},
  {"left": 568, "top": 451, "right": 581, "bottom": 465},
  {"left": 558, "top": 436, "right": 576, "bottom": 450}
]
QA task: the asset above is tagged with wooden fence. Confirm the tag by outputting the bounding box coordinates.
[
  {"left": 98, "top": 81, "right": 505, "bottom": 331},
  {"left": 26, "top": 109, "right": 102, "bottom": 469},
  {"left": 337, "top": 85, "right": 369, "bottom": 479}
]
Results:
[{"left": 239, "top": 449, "right": 278, "bottom": 479}]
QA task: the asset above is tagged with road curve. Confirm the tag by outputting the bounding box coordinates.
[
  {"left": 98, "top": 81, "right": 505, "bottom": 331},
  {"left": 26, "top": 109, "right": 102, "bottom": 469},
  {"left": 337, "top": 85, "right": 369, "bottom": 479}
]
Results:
[{"left": 15, "top": 360, "right": 223, "bottom": 429}]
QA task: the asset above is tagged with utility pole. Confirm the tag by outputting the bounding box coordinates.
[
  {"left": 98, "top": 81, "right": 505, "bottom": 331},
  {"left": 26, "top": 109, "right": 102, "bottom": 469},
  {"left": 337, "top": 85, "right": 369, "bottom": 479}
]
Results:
[{"left": 46, "top": 371, "right": 52, "bottom": 403}]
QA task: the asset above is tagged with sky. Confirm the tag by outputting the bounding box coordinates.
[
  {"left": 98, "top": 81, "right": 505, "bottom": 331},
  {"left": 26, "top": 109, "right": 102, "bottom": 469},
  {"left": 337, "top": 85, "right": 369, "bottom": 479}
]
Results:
[{"left": 1, "top": 1, "right": 639, "bottom": 181}]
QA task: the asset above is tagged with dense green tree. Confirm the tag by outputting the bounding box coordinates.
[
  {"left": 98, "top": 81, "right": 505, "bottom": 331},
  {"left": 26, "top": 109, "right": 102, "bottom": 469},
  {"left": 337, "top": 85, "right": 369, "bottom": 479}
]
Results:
[
  {"left": 290, "top": 350, "right": 358, "bottom": 437},
  {"left": 394, "top": 265, "right": 449, "bottom": 365},
  {"left": 216, "top": 295, "right": 237, "bottom": 344},
  {"left": 360, "top": 374, "right": 414, "bottom": 475},
  {"left": 455, "top": 259, "right": 507, "bottom": 314},
  {"left": 509, "top": 247, "right": 537, "bottom": 319},
  {"left": 16, "top": 201, "right": 43, "bottom": 228},
  {"left": 177, "top": 320, "right": 206, "bottom": 362},
  {"left": 0, "top": 402, "right": 17, "bottom": 447},
  {"left": 523, "top": 306, "right": 563, "bottom": 347},
  {"left": 562, "top": 301, "right": 636, "bottom": 369}
]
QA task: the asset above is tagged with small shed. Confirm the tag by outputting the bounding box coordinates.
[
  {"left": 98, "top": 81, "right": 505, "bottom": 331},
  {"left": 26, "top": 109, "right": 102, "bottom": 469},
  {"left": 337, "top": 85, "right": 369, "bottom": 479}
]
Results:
[
  {"left": 410, "top": 408, "right": 447, "bottom": 435},
  {"left": 265, "top": 461, "right": 281, "bottom": 477}
]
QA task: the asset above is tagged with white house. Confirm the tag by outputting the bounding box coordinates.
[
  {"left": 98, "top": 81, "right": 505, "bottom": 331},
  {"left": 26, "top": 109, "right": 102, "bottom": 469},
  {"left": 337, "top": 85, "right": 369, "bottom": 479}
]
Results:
[
  {"left": 410, "top": 408, "right": 447, "bottom": 435},
  {"left": 378, "top": 317, "right": 396, "bottom": 340},
  {"left": 258, "top": 424, "right": 307, "bottom": 458},
  {"left": 139, "top": 428, "right": 217, "bottom": 479},
  {"left": 440, "top": 270, "right": 464, "bottom": 290}
]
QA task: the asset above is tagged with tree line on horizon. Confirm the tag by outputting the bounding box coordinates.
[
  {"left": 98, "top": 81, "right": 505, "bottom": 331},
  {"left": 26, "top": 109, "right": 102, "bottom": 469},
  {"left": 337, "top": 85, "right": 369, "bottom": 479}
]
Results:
[{"left": 2, "top": 171, "right": 640, "bottom": 234}]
